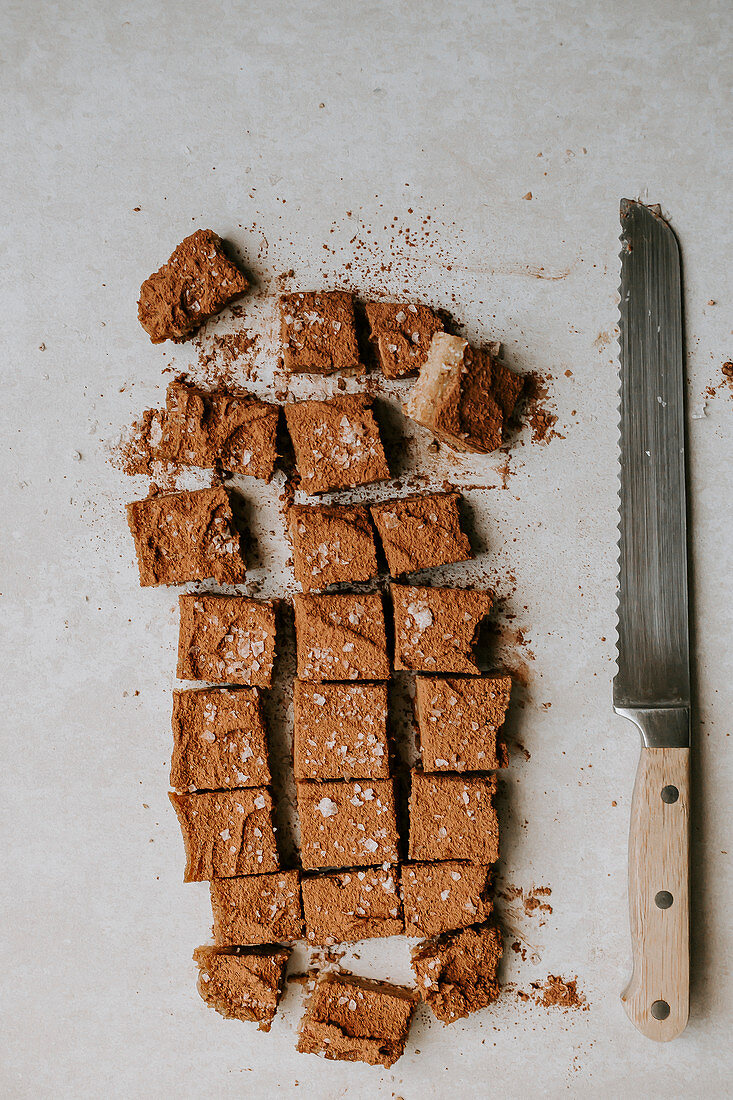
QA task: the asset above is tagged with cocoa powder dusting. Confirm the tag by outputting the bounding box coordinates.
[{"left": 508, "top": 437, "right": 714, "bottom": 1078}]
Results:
[
  {"left": 529, "top": 975, "right": 588, "bottom": 1011},
  {"left": 522, "top": 371, "right": 564, "bottom": 444}
]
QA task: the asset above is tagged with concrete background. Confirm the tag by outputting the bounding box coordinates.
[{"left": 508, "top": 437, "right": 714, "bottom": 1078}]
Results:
[{"left": 1, "top": 1, "right": 731, "bottom": 1096}]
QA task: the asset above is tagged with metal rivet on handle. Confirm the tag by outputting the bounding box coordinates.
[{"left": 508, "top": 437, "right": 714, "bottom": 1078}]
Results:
[
  {"left": 655, "top": 890, "right": 674, "bottom": 909},
  {"left": 661, "top": 785, "right": 679, "bottom": 803},
  {"left": 651, "top": 1000, "right": 670, "bottom": 1020}
]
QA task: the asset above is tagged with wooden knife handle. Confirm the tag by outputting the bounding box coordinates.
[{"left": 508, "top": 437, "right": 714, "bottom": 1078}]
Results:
[{"left": 621, "top": 746, "right": 690, "bottom": 1040}]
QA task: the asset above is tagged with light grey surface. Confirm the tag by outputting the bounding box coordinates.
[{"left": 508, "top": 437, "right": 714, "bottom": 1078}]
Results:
[{"left": 1, "top": 2, "right": 731, "bottom": 1097}]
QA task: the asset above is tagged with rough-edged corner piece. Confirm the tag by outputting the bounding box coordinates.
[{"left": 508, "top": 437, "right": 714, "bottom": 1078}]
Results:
[
  {"left": 288, "top": 503, "right": 379, "bottom": 592},
  {"left": 177, "top": 595, "right": 277, "bottom": 686},
  {"left": 138, "top": 229, "right": 249, "bottom": 344},
  {"left": 364, "top": 300, "right": 443, "bottom": 379},
  {"left": 162, "top": 380, "right": 279, "bottom": 480},
  {"left": 391, "top": 584, "right": 492, "bottom": 673},
  {"left": 284, "top": 395, "right": 390, "bottom": 494},
  {"left": 402, "top": 861, "right": 493, "bottom": 937},
  {"left": 210, "top": 869, "right": 303, "bottom": 945},
  {"left": 302, "top": 866, "right": 403, "bottom": 945},
  {"left": 126, "top": 486, "right": 246, "bottom": 587},
  {"left": 408, "top": 771, "right": 499, "bottom": 863},
  {"left": 370, "top": 491, "right": 472, "bottom": 576},
  {"left": 169, "top": 787, "right": 279, "bottom": 881},
  {"left": 297, "top": 779, "right": 399, "bottom": 870},
  {"left": 193, "top": 945, "right": 290, "bottom": 1031},
  {"left": 297, "top": 970, "right": 417, "bottom": 1067},
  {"left": 404, "top": 332, "right": 523, "bottom": 453},
  {"left": 293, "top": 592, "right": 389, "bottom": 682},
  {"left": 411, "top": 922, "right": 503, "bottom": 1023},
  {"left": 415, "top": 675, "right": 511, "bottom": 771},
  {"left": 280, "top": 290, "right": 362, "bottom": 375},
  {"left": 170, "top": 687, "right": 271, "bottom": 792},
  {"left": 293, "top": 680, "right": 390, "bottom": 781}
]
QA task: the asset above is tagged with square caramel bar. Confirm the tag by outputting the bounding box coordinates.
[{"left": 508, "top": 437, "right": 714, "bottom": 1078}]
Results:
[
  {"left": 408, "top": 772, "right": 499, "bottom": 864},
  {"left": 126, "top": 486, "right": 246, "bottom": 587},
  {"left": 302, "top": 866, "right": 403, "bottom": 945},
  {"left": 170, "top": 687, "right": 271, "bottom": 792},
  {"left": 279, "top": 290, "right": 361, "bottom": 375},
  {"left": 404, "top": 333, "right": 524, "bottom": 453},
  {"left": 288, "top": 503, "right": 378, "bottom": 592},
  {"left": 401, "top": 861, "right": 493, "bottom": 938},
  {"left": 177, "top": 595, "right": 277, "bottom": 686},
  {"left": 297, "top": 971, "right": 417, "bottom": 1067},
  {"left": 138, "top": 229, "right": 249, "bottom": 344},
  {"left": 364, "top": 300, "right": 443, "bottom": 379},
  {"left": 194, "top": 945, "right": 290, "bottom": 1031},
  {"left": 162, "top": 380, "right": 279, "bottom": 480},
  {"left": 210, "top": 869, "right": 303, "bottom": 945},
  {"left": 415, "top": 675, "right": 511, "bottom": 772},
  {"left": 369, "top": 492, "right": 472, "bottom": 576},
  {"left": 293, "top": 593, "right": 389, "bottom": 682},
  {"left": 169, "top": 788, "right": 279, "bottom": 881},
  {"left": 284, "top": 395, "right": 390, "bottom": 494},
  {"left": 297, "top": 779, "right": 399, "bottom": 870},
  {"left": 293, "top": 680, "right": 390, "bottom": 781},
  {"left": 391, "top": 584, "right": 493, "bottom": 673},
  {"left": 411, "top": 922, "right": 503, "bottom": 1023}
]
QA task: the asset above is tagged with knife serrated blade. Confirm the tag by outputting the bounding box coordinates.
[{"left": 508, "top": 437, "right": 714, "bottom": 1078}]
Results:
[{"left": 614, "top": 199, "right": 691, "bottom": 1042}]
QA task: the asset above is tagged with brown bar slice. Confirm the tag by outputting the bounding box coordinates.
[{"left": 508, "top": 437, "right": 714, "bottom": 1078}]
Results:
[
  {"left": 177, "top": 594, "right": 276, "bottom": 686},
  {"left": 404, "top": 333, "right": 523, "bottom": 453},
  {"left": 401, "top": 861, "right": 493, "bottom": 937},
  {"left": 364, "top": 300, "right": 443, "bottom": 379},
  {"left": 288, "top": 504, "right": 378, "bottom": 592},
  {"left": 302, "top": 866, "right": 403, "bottom": 945},
  {"left": 284, "top": 395, "right": 390, "bottom": 494},
  {"left": 170, "top": 687, "right": 270, "bottom": 792},
  {"left": 293, "top": 593, "right": 389, "bottom": 682},
  {"left": 293, "top": 680, "right": 390, "bottom": 781},
  {"left": 138, "top": 229, "right": 249, "bottom": 344},
  {"left": 297, "top": 971, "right": 417, "bottom": 1067},
  {"left": 415, "top": 675, "right": 511, "bottom": 772},
  {"left": 370, "top": 492, "right": 472, "bottom": 576},
  {"left": 391, "top": 584, "right": 493, "bottom": 673},
  {"left": 126, "top": 487, "right": 246, "bottom": 587},
  {"left": 411, "top": 922, "right": 503, "bottom": 1023},
  {"left": 193, "top": 945, "right": 290, "bottom": 1031},
  {"left": 169, "top": 788, "right": 279, "bottom": 881},
  {"left": 280, "top": 290, "right": 361, "bottom": 375},
  {"left": 297, "top": 779, "right": 399, "bottom": 870},
  {"left": 162, "top": 380, "right": 278, "bottom": 480},
  {"left": 210, "top": 870, "right": 303, "bottom": 945},
  {"left": 408, "top": 772, "right": 499, "bottom": 864}
]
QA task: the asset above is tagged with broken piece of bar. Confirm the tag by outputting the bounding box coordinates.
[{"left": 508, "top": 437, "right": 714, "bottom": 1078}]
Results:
[
  {"left": 404, "top": 332, "right": 523, "bottom": 453},
  {"left": 138, "top": 229, "right": 248, "bottom": 344},
  {"left": 284, "top": 395, "right": 390, "bottom": 494},
  {"left": 370, "top": 492, "right": 472, "bottom": 576},
  {"left": 170, "top": 687, "right": 271, "bottom": 792},
  {"left": 402, "top": 861, "right": 493, "bottom": 937},
  {"left": 288, "top": 504, "right": 379, "bottom": 592},
  {"left": 297, "top": 970, "right": 417, "bottom": 1067},
  {"left": 210, "top": 870, "right": 303, "bottom": 945},
  {"left": 297, "top": 779, "right": 399, "bottom": 870},
  {"left": 293, "top": 680, "right": 390, "bottom": 781},
  {"left": 193, "top": 945, "right": 290, "bottom": 1031},
  {"left": 177, "top": 594, "right": 277, "bottom": 686},
  {"left": 126, "top": 486, "right": 246, "bottom": 587},
  {"left": 391, "top": 584, "right": 493, "bottom": 673},
  {"left": 364, "top": 300, "right": 443, "bottom": 379},
  {"left": 170, "top": 788, "right": 279, "bottom": 881},
  {"left": 280, "top": 290, "right": 361, "bottom": 375},
  {"left": 293, "top": 592, "right": 390, "bottom": 682},
  {"left": 408, "top": 771, "right": 499, "bottom": 863},
  {"left": 411, "top": 922, "right": 503, "bottom": 1023},
  {"left": 415, "top": 675, "right": 511, "bottom": 772},
  {"left": 302, "top": 866, "right": 403, "bottom": 945}
]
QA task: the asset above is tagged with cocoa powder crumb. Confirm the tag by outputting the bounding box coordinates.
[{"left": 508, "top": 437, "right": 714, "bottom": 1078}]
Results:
[{"left": 529, "top": 974, "right": 588, "bottom": 1010}]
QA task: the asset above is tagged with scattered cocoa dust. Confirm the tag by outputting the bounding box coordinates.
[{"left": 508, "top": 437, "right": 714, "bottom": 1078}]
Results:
[
  {"left": 498, "top": 884, "right": 553, "bottom": 921},
  {"left": 526, "top": 975, "right": 588, "bottom": 1011},
  {"left": 193, "top": 329, "right": 260, "bottom": 387},
  {"left": 523, "top": 372, "right": 564, "bottom": 444}
]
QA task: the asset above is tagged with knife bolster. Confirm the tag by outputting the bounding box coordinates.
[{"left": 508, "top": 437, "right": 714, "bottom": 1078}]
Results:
[{"left": 614, "top": 706, "right": 690, "bottom": 749}]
